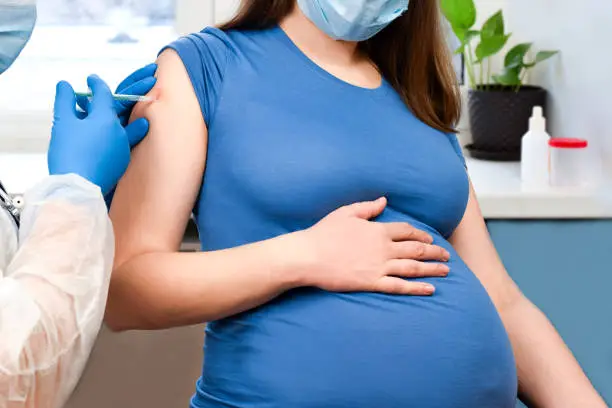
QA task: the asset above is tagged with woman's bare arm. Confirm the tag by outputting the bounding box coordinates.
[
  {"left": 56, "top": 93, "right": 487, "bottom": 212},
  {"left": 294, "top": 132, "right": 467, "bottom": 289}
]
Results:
[
  {"left": 449, "top": 182, "right": 605, "bottom": 407},
  {"left": 106, "top": 50, "right": 449, "bottom": 332},
  {"left": 106, "top": 50, "right": 307, "bottom": 331}
]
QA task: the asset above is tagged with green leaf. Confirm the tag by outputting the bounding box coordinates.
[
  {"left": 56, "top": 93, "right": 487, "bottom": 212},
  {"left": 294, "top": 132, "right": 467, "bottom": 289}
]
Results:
[
  {"left": 455, "top": 28, "right": 480, "bottom": 43},
  {"left": 481, "top": 10, "right": 505, "bottom": 39},
  {"left": 474, "top": 11, "right": 509, "bottom": 63},
  {"left": 475, "top": 34, "right": 511, "bottom": 62},
  {"left": 440, "top": 0, "right": 477, "bottom": 31},
  {"left": 466, "top": 30, "right": 480, "bottom": 42},
  {"left": 454, "top": 30, "right": 480, "bottom": 53},
  {"left": 448, "top": 24, "right": 466, "bottom": 44},
  {"left": 492, "top": 66, "right": 522, "bottom": 86},
  {"left": 534, "top": 50, "right": 559, "bottom": 64},
  {"left": 523, "top": 50, "right": 559, "bottom": 68},
  {"left": 504, "top": 42, "right": 532, "bottom": 68}
]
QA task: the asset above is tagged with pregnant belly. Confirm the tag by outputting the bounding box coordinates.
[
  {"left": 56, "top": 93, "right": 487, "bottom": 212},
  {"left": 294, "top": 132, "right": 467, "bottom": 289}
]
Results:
[{"left": 193, "top": 240, "right": 518, "bottom": 408}]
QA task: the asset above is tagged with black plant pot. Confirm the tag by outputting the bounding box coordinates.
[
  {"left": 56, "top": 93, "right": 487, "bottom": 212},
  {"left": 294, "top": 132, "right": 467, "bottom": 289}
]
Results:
[{"left": 467, "top": 85, "right": 548, "bottom": 161}]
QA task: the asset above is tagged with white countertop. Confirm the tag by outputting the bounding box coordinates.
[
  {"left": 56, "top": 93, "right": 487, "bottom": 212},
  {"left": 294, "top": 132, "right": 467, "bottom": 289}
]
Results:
[
  {"left": 0, "top": 153, "right": 610, "bottom": 219},
  {"left": 465, "top": 157, "right": 611, "bottom": 219}
]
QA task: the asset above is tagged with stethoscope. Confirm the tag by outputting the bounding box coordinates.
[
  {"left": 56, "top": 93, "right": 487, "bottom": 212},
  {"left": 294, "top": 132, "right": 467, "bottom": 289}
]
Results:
[{"left": 0, "top": 180, "right": 22, "bottom": 228}]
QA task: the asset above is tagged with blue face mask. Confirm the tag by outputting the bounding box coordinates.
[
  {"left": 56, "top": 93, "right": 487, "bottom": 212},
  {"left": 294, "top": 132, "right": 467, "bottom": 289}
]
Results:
[
  {"left": 0, "top": 1, "right": 37, "bottom": 75},
  {"left": 297, "top": 0, "right": 409, "bottom": 42}
]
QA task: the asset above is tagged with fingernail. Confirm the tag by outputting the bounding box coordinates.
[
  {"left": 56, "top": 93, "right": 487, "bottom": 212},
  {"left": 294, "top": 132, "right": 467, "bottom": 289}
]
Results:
[
  {"left": 444, "top": 251, "right": 451, "bottom": 260},
  {"left": 423, "top": 284, "right": 435, "bottom": 294}
]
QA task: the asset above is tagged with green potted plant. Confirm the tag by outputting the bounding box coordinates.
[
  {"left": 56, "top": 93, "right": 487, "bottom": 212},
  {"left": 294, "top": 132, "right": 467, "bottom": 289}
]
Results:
[{"left": 441, "top": 0, "right": 558, "bottom": 161}]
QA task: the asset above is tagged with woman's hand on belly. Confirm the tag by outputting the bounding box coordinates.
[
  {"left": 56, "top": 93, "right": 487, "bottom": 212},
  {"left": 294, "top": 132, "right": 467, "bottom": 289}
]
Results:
[{"left": 292, "top": 197, "right": 450, "bottom": 295}]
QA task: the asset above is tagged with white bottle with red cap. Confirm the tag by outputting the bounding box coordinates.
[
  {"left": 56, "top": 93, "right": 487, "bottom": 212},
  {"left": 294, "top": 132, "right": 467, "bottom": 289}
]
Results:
[{"left": 521, "top": 106, "right": 550, "bottom": 188}]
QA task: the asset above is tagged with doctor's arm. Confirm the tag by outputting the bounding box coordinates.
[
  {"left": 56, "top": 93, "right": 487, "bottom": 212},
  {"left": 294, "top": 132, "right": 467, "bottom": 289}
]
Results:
[
  {"left": 449, "top": 182, "right": 606, "bottom": 408},
  {"left": 0, "top": 67, "right": 155, "bottom": 408},
  {"left": 0, "top": 176, "right": 113, "bottom": 408},
  {"left": 106, "top": 50, "right": 448, "bottom": 331}
]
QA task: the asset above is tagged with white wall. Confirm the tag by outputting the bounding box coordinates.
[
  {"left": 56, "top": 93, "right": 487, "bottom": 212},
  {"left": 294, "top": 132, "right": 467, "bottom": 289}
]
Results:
[
  {"left": 175, "top": 0, "right": 240, "bottom": 34},
  {"left": 214, "top": 0, "right": 241, "bottom": 23},
  {"left": 477, "top": 0, "right": 612, "bottom": 177}
]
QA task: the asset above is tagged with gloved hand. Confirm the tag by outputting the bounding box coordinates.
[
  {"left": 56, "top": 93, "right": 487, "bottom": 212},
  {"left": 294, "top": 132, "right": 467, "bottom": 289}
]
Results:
[
  {"left": 76, "top": 63, "right": 157, "bottom": 126},
  {"left": 48, "top": 75, "right": 150, "bottom": 196},
  {"left": 75, "top": 63, "right": 158, "bottom": 207}
]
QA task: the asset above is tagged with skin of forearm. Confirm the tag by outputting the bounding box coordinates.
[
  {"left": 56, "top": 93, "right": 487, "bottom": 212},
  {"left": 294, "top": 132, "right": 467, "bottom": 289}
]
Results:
[
  {"left": 500, "top": 297, "right": 606, "bottom": 408},
  {"left": 105, "top": 232, "right": 311, "bottom": 331}
]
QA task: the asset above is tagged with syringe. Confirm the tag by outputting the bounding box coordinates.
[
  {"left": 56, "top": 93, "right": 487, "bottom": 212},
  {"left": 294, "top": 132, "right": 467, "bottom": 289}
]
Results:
[{"left": 75, "top": 92, "right": 155, "bottom": 103}]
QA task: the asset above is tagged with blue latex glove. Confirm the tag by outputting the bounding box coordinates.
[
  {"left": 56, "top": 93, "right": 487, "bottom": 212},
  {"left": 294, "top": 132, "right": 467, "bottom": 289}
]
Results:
[
  {"left": 48, "top": 75, "right": 150, "bottom": 196},
  {"left": 76, "top": 63, "right": 157, "bottom": 207},
  {"left": 76, "top": 63, "right": 157, "bottom": 125}
]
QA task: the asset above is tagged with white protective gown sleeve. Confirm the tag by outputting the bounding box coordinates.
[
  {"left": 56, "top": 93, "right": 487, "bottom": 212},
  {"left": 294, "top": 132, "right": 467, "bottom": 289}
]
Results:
[{"left": 0, "top": 174, "right": 114, "bottom": 408}]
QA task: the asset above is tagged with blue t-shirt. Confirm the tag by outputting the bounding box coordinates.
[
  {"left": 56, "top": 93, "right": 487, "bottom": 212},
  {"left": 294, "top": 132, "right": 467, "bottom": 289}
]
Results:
[{"left": 163, "top": 26, "right": 517, "bottom": 408}]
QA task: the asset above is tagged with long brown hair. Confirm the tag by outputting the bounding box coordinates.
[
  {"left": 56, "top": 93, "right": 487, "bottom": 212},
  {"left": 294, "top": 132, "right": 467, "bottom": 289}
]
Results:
[{"left": 220, "top": 0, "right": 460, "bottom": 133}]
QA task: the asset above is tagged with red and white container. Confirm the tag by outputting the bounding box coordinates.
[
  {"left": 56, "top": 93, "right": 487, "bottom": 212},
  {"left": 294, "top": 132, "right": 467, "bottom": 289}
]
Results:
[{"left": 548, "top": 138, "right": 589, "bottom": 187}]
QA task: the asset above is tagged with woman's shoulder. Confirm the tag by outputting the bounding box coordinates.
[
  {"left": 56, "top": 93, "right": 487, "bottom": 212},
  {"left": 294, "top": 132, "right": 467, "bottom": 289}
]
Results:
[
  {"left": 169, "top": 26, "right": 276, "bottom": 59},
  {"left": 159, "top": 27, "right": 244, "bottom": 89},
  {"left": 187, "top": 27, "right": 237, "bottom": 51},
  {"left": 158, "top": 26, "right": 280, "bottom": 125},
  {"left": 162, "top": 26, "right": 281, "bottom": 78},
  {"left": 163, "top": 27, "right": 237, "bottom": 63}
]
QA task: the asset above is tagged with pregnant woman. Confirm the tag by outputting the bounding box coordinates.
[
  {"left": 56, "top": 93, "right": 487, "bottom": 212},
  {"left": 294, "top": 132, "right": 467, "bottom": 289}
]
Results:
[{"left": 106, "top": 0, "right": 605, "bottom": 407}]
